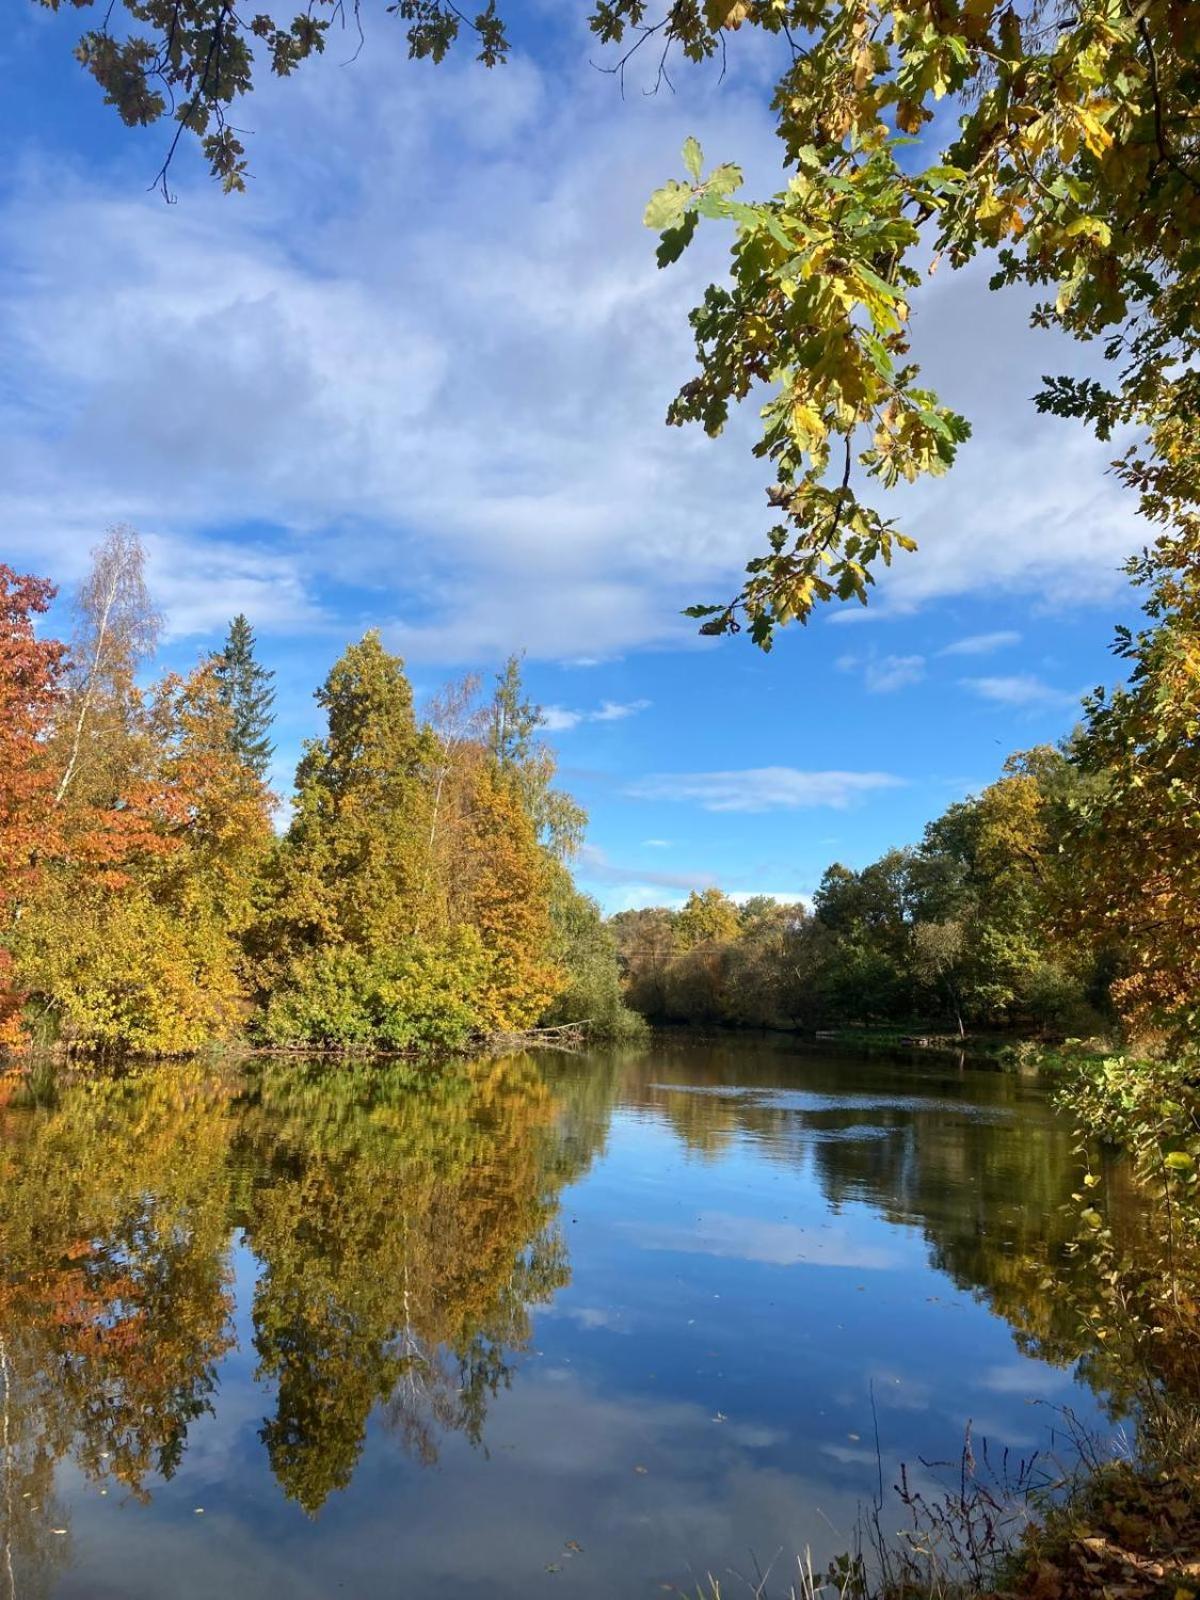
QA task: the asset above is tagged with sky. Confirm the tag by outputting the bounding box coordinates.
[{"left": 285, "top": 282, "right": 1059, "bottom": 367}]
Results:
[{"left": 2, "top": 2, "right": 1144, "bottom": 912}]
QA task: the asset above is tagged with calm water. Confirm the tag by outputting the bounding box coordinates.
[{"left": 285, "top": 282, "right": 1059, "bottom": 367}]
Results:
[{"left": 0, "top": 1041, "right": 1129, "bottom": 1598}]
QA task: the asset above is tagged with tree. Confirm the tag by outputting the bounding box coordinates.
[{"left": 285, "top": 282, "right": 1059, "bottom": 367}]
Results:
[
  {"left": 212, "top": 614, "right": 276, "bottom": 781},
  {"left": 1068, "top": 531, "right": 1200, "bottom": 1047},
  {"left": 610, "top": 906, "right": 678, "bottom": 1018},
  {"left": 0, "top": 568, "right": 67, "bottom": 1046},
  {"left": 911, "top": 920, "right": 968, "bottom": 1038},
  {"left": 53, "top": 525, "right": 159, "bottom": 810},
  {"left": 15, "top": 662, "right": 275, "bottom": 1053},
  {"left": 453, "top": 764, "right": 564, "bottom": 1031},
  {"left": 488, "top": 655, "right": 585, "bottom": 861},
  {"left": 541, "top": 865, "right": 646, "bottom": 1039},
  {"left": 263, "top": 631, "right": 434, "bottom": 961},
  {"left": 42, "top": 4, "right": 1200, "bottom": 646},
  {"left": 674, "top": 887, "right": 742, "bottom": 950}
]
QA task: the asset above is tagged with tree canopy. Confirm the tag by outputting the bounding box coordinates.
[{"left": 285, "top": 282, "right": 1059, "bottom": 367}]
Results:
[{"left": 0, "top": 533, "right": 640, "bottom": 1056}]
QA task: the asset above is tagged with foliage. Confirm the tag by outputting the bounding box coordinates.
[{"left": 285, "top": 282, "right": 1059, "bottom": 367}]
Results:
[
  {"left": 454, "top": 763, "right": 564, "bottom": 1031},
  {"left": 1066, "top": 533, "right": 1200, "bottom": 1048},
  {"left": 616, "top": 750, "right": 1111, "bottom": 1036},
  {"left": 1052, "top": 1050, "right": 1200, "bottom": 1423},
  {"left": 254, "top": 630, "right": 435, "bottom": 973},
  {"left": 257, "top": 931, "right": 489, "bottom": 1052},
  {"left": 3, "top": 548, "right": 610, "bottom": 1058},
  {"left": 0, "top": 567, "right": 67, "bottom": 1047},
  {"left": 212, "top": 612, "right": 276, "bottom": 781},
  {"left": 674, "top": 887, "right": 743, "bottom": 950},
  {"left": 52, "top": 524, "right": 159, "bottom": 812},
  {"left": 541, "top": 865, "right": 647, "bottom": 1039},
  {"left": 15, "top": 659, "right": 274, "bottom": 1054},
  {"left": 488, "top": 655, "right": 586, "bottom": 861}
]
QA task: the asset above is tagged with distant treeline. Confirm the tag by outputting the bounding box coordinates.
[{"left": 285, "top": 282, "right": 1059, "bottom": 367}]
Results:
[
  {"left": 613, "top": 510, "right": 1200, "bottom": 1051},
  {"left": 0, "top": 528, "right": 641, "bottom": 1056},
  {"left": 610, "top": 731, "right": 1184, "bottom": 1047}
]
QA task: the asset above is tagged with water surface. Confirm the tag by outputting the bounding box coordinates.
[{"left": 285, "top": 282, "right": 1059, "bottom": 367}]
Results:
[{"left": 0, "top": 1041, "right": 1127, "bottom": 1598}]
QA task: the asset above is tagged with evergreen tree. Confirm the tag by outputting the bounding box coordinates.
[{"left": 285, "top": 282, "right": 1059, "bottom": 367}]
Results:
[{"left": 213, "top": 614, "right": 276, "bottom": 781}]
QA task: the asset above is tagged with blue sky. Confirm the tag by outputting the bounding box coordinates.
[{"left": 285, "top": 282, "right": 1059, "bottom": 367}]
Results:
[{"left": 4, "top": 3, "right": 1140, "bottom": 911}]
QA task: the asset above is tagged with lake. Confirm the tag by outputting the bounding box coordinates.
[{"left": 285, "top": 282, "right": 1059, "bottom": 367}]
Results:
[{"left": 0, "top": 1041, "right": 1130, "bottom": 1598}]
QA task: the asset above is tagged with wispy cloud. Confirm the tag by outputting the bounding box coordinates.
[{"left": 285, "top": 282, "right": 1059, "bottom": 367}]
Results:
[
  {"left": 837, "top": 651, "right": 926, "bottom": 693},
  {"left": 938, "top": 630, "right": 1021, "bottom": 657},
  {"left": 575, "top": 843, "right": 710, "bottom": 892},
  {"left": 626, "top": 767, "right": 905, "bottom": 813},
  {"left": 961, "top": 674, "right": 1083, "bottom": 710},
  {"left": 542, "top": 698, "right": 650, "bottom": 732}
]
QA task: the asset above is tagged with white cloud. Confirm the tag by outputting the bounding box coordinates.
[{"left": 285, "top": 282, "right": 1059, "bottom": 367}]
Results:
[
  {"left": 0, "top": 25, "right": 1144, "bottom": 663},
  {"left": 542, "top": 698, "right": 650, "bottom": 731},
  {"left": 626, "top": 767, "right": 905, "bottom": 813},
  {"left": 961, "top": 673, "right": 1083, "bottom": 710},
  {"left": 938, "top": 630, "right": 1021, "bottom": 657},
  {"left": 641, "top": 837, "right": 672, "bottom": 848},
  {"left": 836, "top": 651, "right": 926, "bottom": 693}
]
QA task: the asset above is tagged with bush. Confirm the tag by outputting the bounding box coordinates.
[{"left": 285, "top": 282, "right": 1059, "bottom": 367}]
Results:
[{"left": 257, "top": 930, "right": 490, "bottom": 1053}]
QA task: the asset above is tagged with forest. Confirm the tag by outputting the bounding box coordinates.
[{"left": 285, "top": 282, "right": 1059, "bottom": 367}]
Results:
[
  {"left": 3, "top": 501, "right": 1195, "bottom": 1061},
  {"left": 0, "top": 527, "right": 642, "bottom": 1057}
]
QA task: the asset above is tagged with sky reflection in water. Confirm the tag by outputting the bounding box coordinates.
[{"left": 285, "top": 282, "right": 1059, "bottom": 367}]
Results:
[{"left": 0, "top": 1042, "right": 1123, "bottom": 1599}]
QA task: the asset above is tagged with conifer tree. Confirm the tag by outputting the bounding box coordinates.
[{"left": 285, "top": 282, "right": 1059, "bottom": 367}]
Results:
[{"left": 213, "top": 614, "right": 276, "bottom": 781}]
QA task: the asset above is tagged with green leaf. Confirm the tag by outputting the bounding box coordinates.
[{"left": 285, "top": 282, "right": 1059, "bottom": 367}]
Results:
[
  {"left": 656, "top": 211, "right": 698, "bottom": 268},
  {"left": 644, "top": 179, "right": 691, "bottom": 231},
  {"left": 1164, "top": 1150, "right": 1195, "bottom": 1171},
  {"left": 707, "top": 163, "right": 743, "bottom": 197},
  {"left": 682, "top": 136, "right": 703, "bottom": 181}
]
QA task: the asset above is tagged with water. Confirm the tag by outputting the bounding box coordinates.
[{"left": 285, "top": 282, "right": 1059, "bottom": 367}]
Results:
[{"left": 0, "top": 1041, "right": 1127, "bottom": 1598}]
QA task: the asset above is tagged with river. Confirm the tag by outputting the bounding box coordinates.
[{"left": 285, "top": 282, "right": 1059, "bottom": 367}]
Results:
[{"left": 0, "top": 1040, "right": 1131, "bottom": 1598}]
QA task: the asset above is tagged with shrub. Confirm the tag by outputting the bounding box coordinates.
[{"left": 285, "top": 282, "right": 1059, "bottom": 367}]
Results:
[{"left": 257, "top": 930, "right": 489, "bottom": 1053}]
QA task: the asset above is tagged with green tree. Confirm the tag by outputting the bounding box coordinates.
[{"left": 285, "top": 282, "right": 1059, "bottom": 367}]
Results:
[
  {"left": 542, "top": 865, "right": 646, "bottom": 1039},
  {"left": 262, "top": 631, "right": 434, "bottom": 961},
  {"left": 212, "top": 613, "right": 276, "bottom": 781},
  {"left": 488, "top": 655, "right": 585, "bottom": 861}
]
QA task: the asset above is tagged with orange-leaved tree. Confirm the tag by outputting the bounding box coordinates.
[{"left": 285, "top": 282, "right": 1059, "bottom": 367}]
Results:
[{"left": 0, "top": 566, "right": 67, "bottom": 1048}]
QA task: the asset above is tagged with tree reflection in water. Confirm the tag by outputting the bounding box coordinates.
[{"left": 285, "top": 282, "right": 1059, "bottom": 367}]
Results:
[{"left": 0, "top": 1042, "right": 1175, "bottom": 1595}]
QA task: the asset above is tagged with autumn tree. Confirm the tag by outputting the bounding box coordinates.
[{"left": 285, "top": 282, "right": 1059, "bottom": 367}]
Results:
[
  {"left": 212, "top": 613, "right": 276, "bottom": 781},
  {"left": 16, "top": 662, "right": 274, "bottom": 1053},
  {"left": 541, "top": 865, "right": 646, "bottom": 1040},
  {"left": 263, "top": 631, "right": 434, "bottom": 960},
  {"left": 1067, "top": 533, "right": 1200, "bottom": 1047},
  {"left": 0, "top": 568, "right": 67, "bottom": 1047},
  {"left": 674, "top": 887, "right": 742, "bottom": 951},
  {"left": 453, "top": 764, "right": 564, "bottom": 1032}
]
